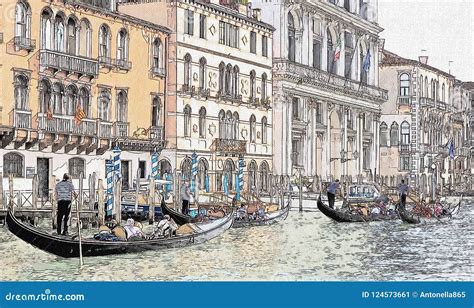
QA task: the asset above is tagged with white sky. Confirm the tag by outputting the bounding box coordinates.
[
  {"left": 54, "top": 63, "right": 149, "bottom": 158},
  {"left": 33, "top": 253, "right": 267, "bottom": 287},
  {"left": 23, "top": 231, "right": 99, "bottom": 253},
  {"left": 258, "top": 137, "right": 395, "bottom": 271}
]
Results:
[{"left": 378, "top": 0, "right": 474, "bottom": 81}]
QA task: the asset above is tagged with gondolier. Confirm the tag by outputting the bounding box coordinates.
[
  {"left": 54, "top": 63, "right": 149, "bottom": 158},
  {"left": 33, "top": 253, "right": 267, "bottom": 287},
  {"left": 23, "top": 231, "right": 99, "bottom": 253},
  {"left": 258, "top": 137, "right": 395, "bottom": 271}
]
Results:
[
  {"left": 327, "top": 180, "right": 340, "bottom": 209},
  {"left": 181, "top": 180, "right": 191, "bottom": 215},
  {"left": 398, "top": 180, "right": 409, "bottom": 208},
  {"left": 55, "top": 174, "right": 77, "bottom": 235}
]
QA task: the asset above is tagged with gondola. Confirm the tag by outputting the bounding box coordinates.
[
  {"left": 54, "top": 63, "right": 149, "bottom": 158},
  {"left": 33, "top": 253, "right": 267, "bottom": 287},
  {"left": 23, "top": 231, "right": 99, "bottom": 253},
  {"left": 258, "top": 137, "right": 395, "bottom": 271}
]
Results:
[
  {"left": 396, "top": 201, "right": 461, "bottom": 224},
  {"left": 232, "top": 202, "right": 290, "bottom": 228},
  {"left": 6, "top": 209, "right": 234, "bottom": 258},
  {"left": 161, "top": 199, "right": 200, "bottom": 225},
  {"left": 121, "top": 202, "right": 163, "bottom": 222},
  {"left": 317, "top": 195, "right": 398, "bottom": 223}
]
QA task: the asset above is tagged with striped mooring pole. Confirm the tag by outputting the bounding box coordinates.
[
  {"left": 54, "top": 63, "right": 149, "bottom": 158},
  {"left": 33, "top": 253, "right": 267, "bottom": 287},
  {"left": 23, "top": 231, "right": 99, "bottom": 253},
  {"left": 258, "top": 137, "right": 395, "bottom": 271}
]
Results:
[
  {"left": 151, "top": 152, "right": 159, "bottom": 180},
  {"left": 106, "top": 161, "right": 114, "bottom": 217}
]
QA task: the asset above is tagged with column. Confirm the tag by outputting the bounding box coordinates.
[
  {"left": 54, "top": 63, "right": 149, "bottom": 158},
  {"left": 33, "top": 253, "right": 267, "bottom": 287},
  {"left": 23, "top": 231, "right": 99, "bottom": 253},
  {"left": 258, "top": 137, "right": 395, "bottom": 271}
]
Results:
[
  {"left": 358, "top": 113, "right": 364, "bottom": 179},
  {"left": 338, "top": 29, "right": 346, "bottom": 77},
  {"left": 321, "top": 19, "right": 328, "bottom": 72},
  {"left": 326, "top": 104, "right": 332, "bottom": 180},
  {"left": 343, "top": 106, "right": 348, "bottom": 180}
]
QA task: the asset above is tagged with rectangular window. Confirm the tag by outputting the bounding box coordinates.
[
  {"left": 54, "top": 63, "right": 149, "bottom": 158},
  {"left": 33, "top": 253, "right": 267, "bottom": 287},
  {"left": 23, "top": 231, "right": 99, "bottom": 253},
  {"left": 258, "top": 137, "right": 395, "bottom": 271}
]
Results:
[
  {"left": 292, "top": 97, "right": 300, "bottom": 120},
  {"left": 250, "top": 31, "right": 257, "bottom": 54},
  {"left": 400, "top": 156, "right": 410, "bottom": 171},
  {"left": 316, "top": 102, "right": 323, "bottom": 124},
  {"left": 292, "top": 139, "right": 301, "bottom": 166},
  {"left": 219, "top": 21, "right": 239, "bottom": 48},
  {"left": 185, "top": 10, "right": 194, "bottom": 35},
  {"left": 139, "top": 161, "right": 146, "bottom": 178},
  {"left": 313, "top": 40, "right": 321, "bottom": 69},
  {"left": 199, "top": 14, "right": 206, "bottom": 39},
  {"left": 262, "top": 36, "right": 268, "bottom": 57},
  {"left": 345, "top": 51, "right": 352, "bottom": 78}
]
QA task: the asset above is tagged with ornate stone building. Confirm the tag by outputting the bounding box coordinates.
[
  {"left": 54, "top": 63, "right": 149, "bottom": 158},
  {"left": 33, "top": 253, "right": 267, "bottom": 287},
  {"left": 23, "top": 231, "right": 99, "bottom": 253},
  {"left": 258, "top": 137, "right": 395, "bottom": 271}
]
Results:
[
  {"left": 119, "top": 0, "right": 274, "bottom": 193},
  {"left": 0, "top": 0, "right": 169, "bottom": 191},
  {"left": 252, "top": 0, "right": 387, "bottom": 182},
  {"left": 379, "top": 50, "right": 472, "bottom": 195}
]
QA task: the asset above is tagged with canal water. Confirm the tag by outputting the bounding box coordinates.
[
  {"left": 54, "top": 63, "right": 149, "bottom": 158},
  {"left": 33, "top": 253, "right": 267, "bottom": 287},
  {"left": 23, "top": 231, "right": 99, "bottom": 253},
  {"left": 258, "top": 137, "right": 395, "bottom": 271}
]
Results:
[{"left": 0, "top": 200, "right": 472, "bottom": 281}]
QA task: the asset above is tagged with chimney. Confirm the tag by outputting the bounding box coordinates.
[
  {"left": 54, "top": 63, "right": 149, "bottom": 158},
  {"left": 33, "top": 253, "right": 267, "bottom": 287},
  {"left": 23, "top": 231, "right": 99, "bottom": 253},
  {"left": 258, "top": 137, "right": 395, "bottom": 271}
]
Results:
[
  {"left": 253, "top": 8, "right": 261, "bottom": 21},
  {"left": 419, "top": 56, "right": 428, "bottom": 65}
]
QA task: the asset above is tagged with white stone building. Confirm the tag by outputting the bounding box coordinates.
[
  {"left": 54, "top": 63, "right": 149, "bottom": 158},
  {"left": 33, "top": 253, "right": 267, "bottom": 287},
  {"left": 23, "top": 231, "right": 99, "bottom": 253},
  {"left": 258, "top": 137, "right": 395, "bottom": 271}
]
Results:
[
  {"left": 119, "top": 0, "right": 275, "bottom": 193},
  {"left": 252, "top": 0, "right": 388, "bottom": 183}
]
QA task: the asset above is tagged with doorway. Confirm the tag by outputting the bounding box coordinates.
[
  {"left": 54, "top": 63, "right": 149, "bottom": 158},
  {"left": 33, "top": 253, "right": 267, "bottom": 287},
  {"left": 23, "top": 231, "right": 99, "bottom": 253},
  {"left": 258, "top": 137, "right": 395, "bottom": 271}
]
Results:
[{"left": 37, "top": 158, "right": 50, "bottom": 199}]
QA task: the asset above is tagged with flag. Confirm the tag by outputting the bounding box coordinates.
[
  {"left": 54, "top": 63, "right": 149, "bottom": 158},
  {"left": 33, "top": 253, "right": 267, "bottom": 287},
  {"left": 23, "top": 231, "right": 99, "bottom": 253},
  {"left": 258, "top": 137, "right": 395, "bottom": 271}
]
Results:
[
  {"left": 363, "top": 49, "right": 371, "bottom": 72},
  {"left": 47, "top": 105, "right": 53, "bottom": 121},
  {"left": 448, "top": 138, "right": 455, "bottom": 160},
  {"left": 334, "top": 36, "right": 342, "bottom": 61},
  {"left": 74, "top": 104, "right": 86, "bottom": 125}
]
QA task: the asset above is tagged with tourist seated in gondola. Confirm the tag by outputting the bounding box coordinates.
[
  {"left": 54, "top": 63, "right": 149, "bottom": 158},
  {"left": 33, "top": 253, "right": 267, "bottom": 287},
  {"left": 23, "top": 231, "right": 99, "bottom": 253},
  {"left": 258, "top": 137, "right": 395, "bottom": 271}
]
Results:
[
  {"left": 370, "top": 206, "right": 381, "bottom": 216},
  {"left": 123, "top": 218, "right": 146, "bottom": 241},
  {"left": 237, "top": 204, "right": 247, "bottom": 220},
  {"left": 154, "top": 215, "right": 178, "bottom": 238},
  {"left": 256, "top": 206, "right": 266, "bottom": 220}
]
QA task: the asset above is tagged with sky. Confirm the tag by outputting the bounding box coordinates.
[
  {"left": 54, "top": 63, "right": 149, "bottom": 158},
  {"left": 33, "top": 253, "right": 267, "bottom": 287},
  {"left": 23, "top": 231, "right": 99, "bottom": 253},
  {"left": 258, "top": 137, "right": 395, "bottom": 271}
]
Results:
[{"left": 378, "top": 0, "right": 473, "bottom": 81}]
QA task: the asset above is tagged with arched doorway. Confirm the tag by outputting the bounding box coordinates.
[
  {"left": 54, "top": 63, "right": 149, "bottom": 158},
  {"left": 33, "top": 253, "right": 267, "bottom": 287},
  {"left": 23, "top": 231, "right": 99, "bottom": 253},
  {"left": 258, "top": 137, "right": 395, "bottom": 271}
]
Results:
[
  {"left": 259, "top": 161, "right": 270, "bottom": 193},
  {"left": 222, "top": 159, "right": 235, "bottom": 192},
  {"left": 248, "top": 160, "right": 257, "bottom": 192},
  {"left": 197, "top": 158, "right": 209, "bottom": 192},
  {"left": 181, "top": 158, "right": 192, "bottom": 181}
]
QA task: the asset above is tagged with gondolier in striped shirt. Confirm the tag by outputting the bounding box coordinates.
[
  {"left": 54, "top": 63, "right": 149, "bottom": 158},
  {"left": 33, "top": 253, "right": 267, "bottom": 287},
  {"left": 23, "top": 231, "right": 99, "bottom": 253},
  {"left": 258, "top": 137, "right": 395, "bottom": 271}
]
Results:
[
  {"left": 398, "top": 180, "right": 409, "bottom": 208},
  {"left": 327, "top": 179, "right": 340, "bottom": 209},
  {"left": 55, "top": 174, "right": 77, "bottom": 236}
]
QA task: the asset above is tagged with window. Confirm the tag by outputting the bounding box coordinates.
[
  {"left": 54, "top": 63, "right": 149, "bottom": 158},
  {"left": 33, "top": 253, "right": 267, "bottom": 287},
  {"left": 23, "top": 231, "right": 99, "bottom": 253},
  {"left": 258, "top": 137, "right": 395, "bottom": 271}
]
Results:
[
  {"left": 4, "top": 152, "right": 24, "bottom": 177},
  {"left": 117, "top": 90, "right": 127, "bottom": 122},
  {"left": 250, "top": 31, "right": 257, "bottom": 54},
  {"left": 400, "top": 156, "right": 410, "bottom": 171},
  {"left": 98, "top": 25, "right": 111, "bottom": 62},
  {"left": 52, "top": 82, "right": 63, "bottom": 114},
  {"left": 79, "top": 88, "right": 90, "bottom": 117},
  {"left": 66, "top": 18, "right": 77, "bottom": 55},
  {"left": 344, "top": 0, "right": 351, "bottom": 11},
  {"left": 199, "top": 14, "right": 206, "bottom": 39},
  {"left": 39, "top": 79, "right": 51, "bottom": 113},
  {"left": 199, "top": 107, "right": 206, "bottom": 138},
  {"left": 181, "top": 158, "right": 192, "bottom": 182},
  {"left": 262, "top": 116, "right": 268, "bottom": 144},
  {"left": 316, "top": 102, "right": 323, "bottom": 124},
  {"left": 250, "top": 115, "right": 256, "bottom": 143},
  {"left": 442, "top": 83, "right": 446, "bottom": 102},
  {"left": 14, "top": 75, "right": 29, "bottom": 110},
  {"left": 153, "top": 38, "right": 162, "bottom": 70},
  {"left": 54, "top": 15, "right": 65, "bottom": 52},
  {"left": 152, "top": 97, "right": 161, "bottom": 127},
  {"left": 199, "top": 57, "right": 207, "bottom": 90},
  {"left": 360, "top": 49, "right": 368, "bottom": 83},
  {"left": 231, "top": 66, "right": 239, "bottom": 98},
  {"left": 15, "top": 1, "right": 30, "bottom": 41},
  {"left": 79, "top": 19, "right": 91, "bottom": 57},
  {"left": 139, "top": 161, "right": 146, "bottom": 179},
  {"left": 327, "top": 29, "right": 335, "bottom": 73},
  {"left": 420, "top": 75, "right": 424, "bottom": 97},
  {"left": 69, "top": 158, "right": 85, "bottom": 179},
  {"left": 197, "top": 159, "right": 208, "bottom": 190},
  {"left": 117, "top": 29, "right": 128, "bottom": 62},
  {"left": 400, "top": 121, "right": 410, "bottom": 145},
  {"left": 233, "top": 112, "right": 239, "bottom": 139},
  {"left": 259, "top": 161, "right": 270, "bottom": 192},
  {"left": 344, "top": 32, "right": 353, "bottom": 78},
  {"left": 292, "top": 97, "right": 300, "bottom": 120},
  {"left": 313, "top": 39, "right": 321, "bottom": 69},
  {"left": 292, "top": 139, "right": 301, "bottom": 166},
  {"left": 225, "top": 64, "right": 232, "bottom": 95},
  {"left": 218, "top": 62, "right": 225, "bottom": 93},
  {"left": 41, "top": 9, "right": 53, "bottom": 50},
  {"left": 261, "top": 73, "right": 267, "bottom": 102},
  {"left": 248, "top": 161, "right": 257, "bottom": 191},
  {"left": 219, "top": 21, "right": 239, "bottom": 48},
  {"left": 225, "top": 111, "right": 232, "bottom": 140},
  {"left": 262, "top": 36, "right": 268, "bottom": 57},
  {"left": 250, "top": 70, "right": 256, "bottom": 101},
  {"left": 184, "top": 54, "right": 192, "bottom": 88},
  {"left": 185, "top": 10, "right": 194, "bottom": 35},
  {"left": 288, "top": 13, "right": 296, "bottom": 61},
  {"left": 65, "top": 85, "right": 78, "bottom": 116},
  {"left": 399, "top": 73, "right": 410, "bottom": 96},
  {"left": 219, "top": 110, "right": 225, "bottom": 138},
  {"left": 380, "top": 122, "right": 388, "bottom": 146},
  {"left": 346, "top": 109, "right": 353, "bottom": 129},
  {"left": 184, "top": 105, "right": 191, "bottom": 137},
  {"left": 98, "top": 88, "right": 111, "bottom": 121},
  {"left": 363, "top": 147, "right": 370, "bottom": 170}
]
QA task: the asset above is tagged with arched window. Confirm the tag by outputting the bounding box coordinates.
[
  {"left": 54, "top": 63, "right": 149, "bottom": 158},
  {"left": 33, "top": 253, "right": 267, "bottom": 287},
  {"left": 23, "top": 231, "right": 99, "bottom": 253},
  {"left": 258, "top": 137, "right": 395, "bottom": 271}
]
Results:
[
  {"left": 40, "top": 8, "right": 53, "bottom": 49},
  {"left": 3, "top": 152, "right": 24, "bottom": 177},
  {"left": 250, "top": 70, "right": 256, "bottom": 101},
  {"left": 199, "top": 107, "right": 206, "bottom": 138},
  {"left": 67, "top": 17, "right": 77, "bottom": 55},
  {"left": 233, "top": 112, "right": 239, "bottom": 140},
  {"left": 218, "top": 62, "right": 225, "bottom": 93},
  {"left": 184, "top": 54, "right": 192, "bottom": 88},
  {"left": 79, "top": 19, "right": 91, "bottom": 57},
  {"left": 153, "top": 38, "right": 162, "bottom": 70},
  {"left": 400, "top": 121, "right": 410, "bottom": 145},
  {"left": 98, "top": 88, "right": 111, "bottom": 121},
  {"left": 54, "top": 14, "right": 65, "bottom": 52},
  {"left": 65, "top": 85, "right": 78, "bottom": 116},
  {"left": 181, "top": 158, "right": 192, "bottom": 181},
  {"left": 380, "top": 122, "right": 388, "bottom": 146},
  {"left": 344, "top": 0, "right": 351, "bottom": 11},
  {"left": 152, "top": 97, "right": 161, "bottom": 127},
  {"left": 424, "top": 76, "right": 428, "bottom": 98},
  {"left": 197, "top": 159, "right": 209, "bottom": 191},
  {"left": 390, "top": 122, "right": 399, "bottom": 146},
  {"left": 288, "top": 13, "right": 296, "bottom": 62},
  {"left": 14, "top": 75, "right": 29, "bottom": 110},
  {"left": 117, "top": 29, "right": 129, "bottom": 62},
  {"left": 359, "top": 46, "right": 368, "bottom": 83},
  {"left": 52, "top": 82, "right": 63, "bottom": 114},
  {"left": 79, "top": 87, "right": 90, "bottom": 117},
  {"left": 183, "top": 104, "right": 191, "bottom": 137},
  {"left": 250, "top": 115, "right": 256, "bottom": 143},
  {"left": 199, "top": 57, "right": 207, "bottom": 90},
  {"left": 399, "top": 73, "right": 410, "bottom": 96},
  {"left": 117, "top": 90, "right": 128, "bottom": 122},
  {"left": 262, "top": 116, "right": 268, "bottom": 144},
  {"left": 39, "top": 79, "right": 51, "bottom": 113},
  {"left": 225, "top": 64, "right": 232, "bottom": 95},
  {"left": 223, "top": 159, "right": 235, "bottom": 192},
  {"left": 69, "top": 158, "right": 85, "bottom": 179},
  {"left": 431, "top": 79, "right": 436, "bottom": 99},
  {"left": 259, "top": 161, "right": 270, "bottom": 193},
  {"left": 327, "top": 29, "right": 335, "bottom": 73},
  {"left": 225, "top": 111, "right": 233, "bottom": 139},
  {"left": 261, "top": 73, "right": 267, "bottom": 102},
  {"left": 419, "top": 75, "right": 424, "bottom": 97},
  {"left": 218, "top": 110, "right": 226, "bottom": 138},
  {"left": 15, "top": 1, "right": 31, "bottom": 41},
  {"left": 98, "top": 24, "right": 111, "bottom": 61},
  {"left": 232, "top": 66, "right": 239, "bottom": 97},
  {"left": 248, "top": 160, "right": 258, "bottom": 191},
  {"left": 442, "top": 83, "right": 446, "bottom": 102}
]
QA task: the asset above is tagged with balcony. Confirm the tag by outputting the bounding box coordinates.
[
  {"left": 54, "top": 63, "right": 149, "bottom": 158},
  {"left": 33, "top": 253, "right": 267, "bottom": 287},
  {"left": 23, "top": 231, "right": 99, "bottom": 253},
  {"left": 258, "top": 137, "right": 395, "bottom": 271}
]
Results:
[
  {"left": 213, "top": 138, "right": 247, "bottom": 155},
  {"left": 273, "top": 59, "right": 388, "bottom": 103},
  {"left": 114, "top": 122, "right": 129, "bottom": 138},
  {"left": 14, "top": 36, "right": 36, "bottom": 51},
  {"left": 399, "top": 144, "right": 410, "bottom": 153},
  {"left": 181, "top": 84, "right": 195, "bottom": 96},
  {"left": 98, "top": 56, "right": 114, "bottom": 68},
  {"left": 151, "top": 66, "right": 166, "bottom": 77},
  {"left": 98, "top": 121, "right": 113, "bottom": 138},
  {"left": 40, "top": 50, "right": 98, "bottom": 77},
  {"left": 149, "top": 126, "right": 164, "bottom": 140},
  {"left": 67, "top": 0, "right": 114, "bottom": 10},
  {"left": 9, "top": 109, "right": 32, "bottom": 129},
  {"left": 398, "top": 96, "right": 411, "bottom": 106},
  {"left": 198, "top": 87, "right": 211, "bottom": 98},
  {"left": 115, "top": 59, "right": 132, "bottom": 71},
  {"left": 419, "top": 97, "right": 435, "bottom": 108},
  {"left": 71, "top": 118, "right": 96, "bottom": 136},
  {"left": 36, "top": 113, "right": 96, "bottom": 136},
  {"left": 437, "top": 101, "right": 447, "bottom": 111}
]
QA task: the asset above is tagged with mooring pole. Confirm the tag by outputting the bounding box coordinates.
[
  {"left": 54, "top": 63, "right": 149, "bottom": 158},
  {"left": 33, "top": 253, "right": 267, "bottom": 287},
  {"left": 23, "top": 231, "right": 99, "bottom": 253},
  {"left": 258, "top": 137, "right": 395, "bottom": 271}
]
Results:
[
  {"left": 77, "top": 172, "right": 84, "bottom": 267},
  {"left": 299, "top": 171, "right": 303, "bottom": 212},
  {"left": 97, "top": 179, "right": 105, "bottom": 226}
]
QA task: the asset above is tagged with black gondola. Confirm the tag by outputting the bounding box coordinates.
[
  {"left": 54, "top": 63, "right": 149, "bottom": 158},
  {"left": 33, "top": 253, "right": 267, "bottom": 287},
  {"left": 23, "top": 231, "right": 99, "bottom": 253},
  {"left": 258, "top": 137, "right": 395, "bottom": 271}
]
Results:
[
  {"left": 317, "top": 196, "right": 398, "bottom": 223},
  {"left": 6, "top": 209, "right": 233, "bottom": 258},
  {"left": 396, "top": 202, "right": 461, "bottom": 224}
]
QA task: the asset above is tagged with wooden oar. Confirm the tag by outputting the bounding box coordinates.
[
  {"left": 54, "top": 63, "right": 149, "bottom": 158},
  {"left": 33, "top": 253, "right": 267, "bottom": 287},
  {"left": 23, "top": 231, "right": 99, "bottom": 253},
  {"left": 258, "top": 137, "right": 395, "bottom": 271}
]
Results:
[{"left": 76, "top": 173, "right": 84, "bottom": 267}]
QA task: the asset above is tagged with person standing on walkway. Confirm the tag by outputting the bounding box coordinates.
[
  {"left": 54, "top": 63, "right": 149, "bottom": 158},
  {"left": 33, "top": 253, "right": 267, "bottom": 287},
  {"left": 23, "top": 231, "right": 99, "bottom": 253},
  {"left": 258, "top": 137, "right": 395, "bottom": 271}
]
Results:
[
  {"left": 55, "top": 174, "right": 77, "bottom": 235},
  {"left": 181, "top": 180, "right": 191, "bottom": 215},
  {"left": 327, "top": 179, "right": 340, "bottom": 209},
  {"left": 398, "top": 180, "right": 409, "bottom": 208}
]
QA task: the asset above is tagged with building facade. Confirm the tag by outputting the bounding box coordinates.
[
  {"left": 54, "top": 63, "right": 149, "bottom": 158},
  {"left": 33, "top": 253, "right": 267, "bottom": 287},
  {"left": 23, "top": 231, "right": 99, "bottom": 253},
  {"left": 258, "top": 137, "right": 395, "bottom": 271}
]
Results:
[
  {"left": 252, "top": 0, "right": 388, "bottom": 183},
  {"left": 379, "top": 50, "right": 472, "bottom": 195},
  {"left": 119, "top": 0, "right": 274, "bottom": 193},
  {"left": 0, "top": 0, "right": 170, "bottom": 192}
]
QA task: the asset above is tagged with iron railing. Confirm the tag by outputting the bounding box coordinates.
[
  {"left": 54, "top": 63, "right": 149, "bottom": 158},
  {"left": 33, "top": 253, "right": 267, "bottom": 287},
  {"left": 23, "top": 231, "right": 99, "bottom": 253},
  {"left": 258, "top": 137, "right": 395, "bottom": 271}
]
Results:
[
  {"left": 9, "top": 109, "right": 32, "bottom": 129},
  {"left": 39, "top": 49, "right": 98, "bottom": 77}
]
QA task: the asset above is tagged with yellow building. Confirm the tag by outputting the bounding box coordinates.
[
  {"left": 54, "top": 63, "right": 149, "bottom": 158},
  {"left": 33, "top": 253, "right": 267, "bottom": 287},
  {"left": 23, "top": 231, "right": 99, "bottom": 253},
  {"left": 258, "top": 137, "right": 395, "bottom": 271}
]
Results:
[{"left": 0, "top": 0, "right": 170, "bottom": 193}]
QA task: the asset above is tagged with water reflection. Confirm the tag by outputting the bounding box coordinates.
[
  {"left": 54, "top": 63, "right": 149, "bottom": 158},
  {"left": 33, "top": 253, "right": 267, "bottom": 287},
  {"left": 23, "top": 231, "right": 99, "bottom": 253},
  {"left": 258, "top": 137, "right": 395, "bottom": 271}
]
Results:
[{"left": 0, "top": 201, "right": 472, "bottom": 281}]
